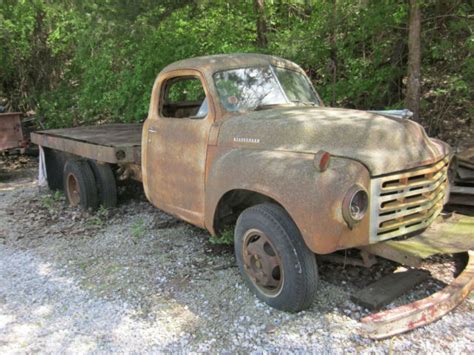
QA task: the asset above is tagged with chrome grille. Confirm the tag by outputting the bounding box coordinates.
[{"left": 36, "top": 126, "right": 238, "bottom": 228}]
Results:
[{"left": 369, "top": 157, "right": 449, "bottom": 242}]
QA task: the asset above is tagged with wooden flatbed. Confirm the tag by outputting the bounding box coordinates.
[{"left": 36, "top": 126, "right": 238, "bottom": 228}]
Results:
[{"left": 31, "top": 123, "right": 143, "bottom": 164}]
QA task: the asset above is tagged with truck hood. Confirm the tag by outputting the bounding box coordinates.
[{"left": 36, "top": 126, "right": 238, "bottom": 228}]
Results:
[{"left": 218, "top": 107, "right": 448, "bottom": 176}]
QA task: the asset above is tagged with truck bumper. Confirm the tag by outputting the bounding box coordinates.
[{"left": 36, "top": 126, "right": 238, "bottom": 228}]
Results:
[{"left": 361, "top": 250, "right": 474, "bottom": 339}]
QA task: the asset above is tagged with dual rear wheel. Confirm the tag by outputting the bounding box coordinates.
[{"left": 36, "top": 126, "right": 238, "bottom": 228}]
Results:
[{"left": 51, "top": 157, "right": 117, "bottom": 209}]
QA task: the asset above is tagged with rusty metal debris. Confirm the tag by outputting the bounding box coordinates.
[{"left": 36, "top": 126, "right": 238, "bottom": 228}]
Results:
[
  {"left": 361, "top": 250, "right": 474, "bottom": 339},
  {"left": 449, "top": 146, "right": 474, "bottom": 207},
  {"left": 0, "top": 112, "right": 29, "bottom": 152}
]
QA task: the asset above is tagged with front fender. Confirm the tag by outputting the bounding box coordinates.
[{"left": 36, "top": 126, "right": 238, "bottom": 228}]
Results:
[{"left": 205, "top": 148, "right": 371, "bottom": 254}]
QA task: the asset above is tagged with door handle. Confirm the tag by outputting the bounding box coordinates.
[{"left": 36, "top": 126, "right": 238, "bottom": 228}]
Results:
[{"left": 148, "top": 128, "right": 158, "bottom": 133}]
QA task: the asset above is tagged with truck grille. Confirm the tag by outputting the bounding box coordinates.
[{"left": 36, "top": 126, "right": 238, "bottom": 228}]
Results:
[{"left": 369, "top": 157, "right": 449, "bottom": 242}]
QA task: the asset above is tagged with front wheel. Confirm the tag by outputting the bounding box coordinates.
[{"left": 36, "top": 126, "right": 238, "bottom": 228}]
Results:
[{"left": 234, "top": 203, "right": 318, "bottom": 312}]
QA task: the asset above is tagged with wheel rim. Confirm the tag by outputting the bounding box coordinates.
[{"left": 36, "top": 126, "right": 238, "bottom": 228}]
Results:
[
  {"left": 242, "top": 229, "right": 284, "bottom": 297},
  {"left": 66, "top": 173, "right": 80, "bottom": 206}
]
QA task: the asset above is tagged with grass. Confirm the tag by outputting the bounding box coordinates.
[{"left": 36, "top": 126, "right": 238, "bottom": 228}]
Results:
[{"left": 131, "top": 218, "right": 146, "bottom": 242}]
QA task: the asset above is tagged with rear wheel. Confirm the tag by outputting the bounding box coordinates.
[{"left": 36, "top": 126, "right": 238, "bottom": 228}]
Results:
[
  {"left": 234, "top": 203, "right": 318, "bottom": 312},
  {"left": 88, "top": 160, "right": 117, "bottom": 208},
  {"left": 63, "top": 159, "right": 98, "bottom": 210}
]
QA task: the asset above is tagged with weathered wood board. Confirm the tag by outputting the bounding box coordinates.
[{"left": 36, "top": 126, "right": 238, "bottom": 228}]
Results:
[{"left": 351, "top": 269, "right": 430, "bottom": 310}]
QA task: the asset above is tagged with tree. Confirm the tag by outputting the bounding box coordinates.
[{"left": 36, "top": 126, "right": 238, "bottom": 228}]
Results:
[
  {"left": 254, "top": 0, "right": 268, "bottom": 48},
  {"left": 0, "top": 0, "right": 471, "bottom": 145},
  {"left": 406, "top": 0, "right": 421, "bottom": 120}
]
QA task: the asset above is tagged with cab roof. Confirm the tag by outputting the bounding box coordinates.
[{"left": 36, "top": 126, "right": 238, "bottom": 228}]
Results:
[{"left": 161, "top": 53, "right": 303, "bottom": 75}]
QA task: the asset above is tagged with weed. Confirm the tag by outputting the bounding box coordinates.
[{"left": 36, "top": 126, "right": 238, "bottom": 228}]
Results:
[
  {"left": 53, "top": 190, "right": 63, "bottom": 201},
  {"left": 131, "top": 218, "right": 146, "bottom": 242},
  {"left": 41, "top": 195, "right": 54, "bottom": 210},
  {"left": 97, "top": 205, "right": 109, "bottom": 218},
  {"left": 85, "top": 205, "right": 111, "bottom": 227},
  {"left": 41, "top": 191, "right": 63, "bottom": 213},
  {"left": 209, "top": 228, "right": 234, "bottom": 245}
]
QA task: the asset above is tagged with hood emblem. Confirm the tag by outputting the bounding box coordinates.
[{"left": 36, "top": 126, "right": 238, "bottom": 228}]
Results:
[{"left": 234, "top": 137, "right": 260, "bottom": 144}]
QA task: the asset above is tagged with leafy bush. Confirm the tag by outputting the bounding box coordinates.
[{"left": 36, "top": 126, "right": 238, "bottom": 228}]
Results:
[{"left": 0, "top": 1, "right": 471, "bottom": 145}]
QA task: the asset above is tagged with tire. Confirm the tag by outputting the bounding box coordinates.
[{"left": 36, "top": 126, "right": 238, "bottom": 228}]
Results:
[
  {"left": 88, "top": 160, "right": 117, "bottom": 208},
  {"left": 44, "top": 148, "right": 65, "bottom": 191},
  {"left": 235, "top": 203, "right": 318, "bottom": 312},
  {"left": 63, "top": 159, "right": 99, "bottom": 210}
]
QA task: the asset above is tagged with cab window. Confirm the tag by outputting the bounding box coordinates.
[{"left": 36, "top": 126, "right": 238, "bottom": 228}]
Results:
[{"left": 161, "top": 77, "right": 208, "bottom": 118}]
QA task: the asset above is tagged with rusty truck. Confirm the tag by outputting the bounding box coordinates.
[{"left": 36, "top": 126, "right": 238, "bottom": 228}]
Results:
[{"left": 31, "top": 54, "right": 474, "bottom": 338}]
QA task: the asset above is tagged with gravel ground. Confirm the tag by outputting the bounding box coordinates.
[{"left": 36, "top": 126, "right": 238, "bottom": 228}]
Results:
[{"left": 0, "top": 156, "right": 473, "bottom": 353}]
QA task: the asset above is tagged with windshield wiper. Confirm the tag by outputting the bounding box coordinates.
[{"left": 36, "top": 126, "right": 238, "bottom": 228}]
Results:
[
  {"left": 290, "top": 99, "right": 317, "bottom": 107},
  {"left": 254, "top": 103, "right": 279, "bottom": 111}
]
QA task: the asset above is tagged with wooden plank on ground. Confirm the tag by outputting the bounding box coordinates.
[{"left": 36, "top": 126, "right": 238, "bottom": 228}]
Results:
[{"left": 351, "top": 269, "right": 430, "bottom": 310}]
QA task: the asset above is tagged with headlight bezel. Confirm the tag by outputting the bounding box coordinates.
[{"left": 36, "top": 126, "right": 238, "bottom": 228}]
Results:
[{"left": 342, "top": 184, "right": 369, "bottom": 228}]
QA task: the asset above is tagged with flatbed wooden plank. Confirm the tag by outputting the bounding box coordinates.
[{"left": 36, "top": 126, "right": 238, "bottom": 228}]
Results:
[
  {"left": 351, "top": 269, "right": 430, "bottom": 310},
  {"left": 36, "top": 123, "right": 142, "bottom": 148},
  {"left": 31, "top": 124, "right": 143, "bottom": 164}
]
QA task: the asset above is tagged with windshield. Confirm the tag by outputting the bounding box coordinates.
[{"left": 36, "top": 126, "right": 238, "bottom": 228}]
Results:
[{"left": 213, "top": 66, "right": 319, "bottom": 112}]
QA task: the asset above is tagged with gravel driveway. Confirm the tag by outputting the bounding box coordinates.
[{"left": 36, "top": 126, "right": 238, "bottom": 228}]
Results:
[{"left": 0, "top": 157, "right": 473, "bottom": 353}]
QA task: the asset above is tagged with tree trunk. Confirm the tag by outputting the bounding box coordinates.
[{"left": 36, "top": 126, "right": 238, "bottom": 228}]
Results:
[
  {"left": 254, "top": 0, "right": 268, "bottom": 48},
  {"left": 406, "top": 0, "right": 421, "bottom": 120},
  {"left": 329, "top": 0, "right": 337, "bottom": 106}
]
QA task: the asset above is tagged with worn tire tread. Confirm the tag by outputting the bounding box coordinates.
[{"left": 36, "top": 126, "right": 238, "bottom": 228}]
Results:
[
  {"left": 63, "top": 159, "right": 98, "bottom": 210},
  {"left": 235, "top": 203, "right": 318, "bottom": 312},
  {"left": 88, "top": 161, "right": 117, "bottom": 208}
]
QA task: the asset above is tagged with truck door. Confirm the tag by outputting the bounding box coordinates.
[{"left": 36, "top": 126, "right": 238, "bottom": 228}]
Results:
[{"left": 144, "top": 70, "right": 214, "bottom": 226}]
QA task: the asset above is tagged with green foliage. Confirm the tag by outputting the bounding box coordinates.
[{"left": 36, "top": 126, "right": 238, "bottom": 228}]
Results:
[
  {"left": 41, "top": 190, "right": 63, "bottom": 212},
  {"left": 86, "top": 205, "right": 110, "bottom": 227},
  {"left": 0, "top": 0, "right": 471, "bottom": 143},
  {"left": 209, "top": 228, "right": 234, "bottom": 245},
  {"left": 131, "top": 218, "right": 146, "bottom": 242},
  {"left": 166, "top": 78, "right": 205, "bottom": 103}
]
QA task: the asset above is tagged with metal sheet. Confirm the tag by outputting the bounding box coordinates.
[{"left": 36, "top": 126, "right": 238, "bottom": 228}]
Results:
[
  {"left": 0, "top": 112, "right": 25, "bottom": 151},
  {"left": 361, "top": 250, "right": 474, "bottom": 339}
]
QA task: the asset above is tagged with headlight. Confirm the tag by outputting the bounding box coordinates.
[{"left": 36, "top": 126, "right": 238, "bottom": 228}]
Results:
[{"left": 342, "top": 185, "right": 368, "bottom": 228}]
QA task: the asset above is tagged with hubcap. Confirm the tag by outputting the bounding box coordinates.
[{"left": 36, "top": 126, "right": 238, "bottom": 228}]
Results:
[
  {"left": 242, "top": 229, "right": 283, "bottom": 297},
  {"left": 66, "top": 173, "right": 80, "bottom": 206}
]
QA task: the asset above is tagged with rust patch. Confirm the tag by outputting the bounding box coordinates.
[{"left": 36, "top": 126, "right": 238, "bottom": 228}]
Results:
[{"left": 0, "top": 112, "right": 27, "bottom": 151}]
